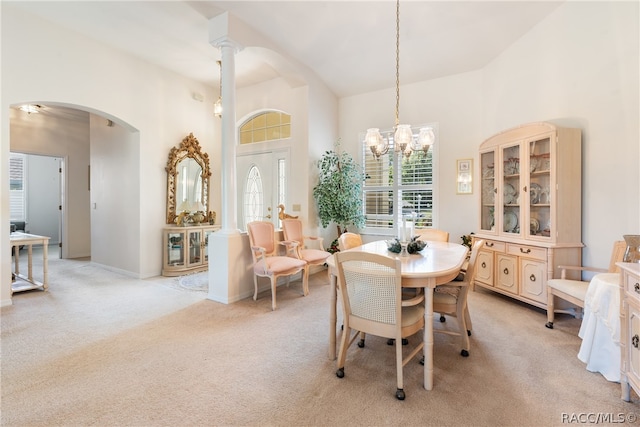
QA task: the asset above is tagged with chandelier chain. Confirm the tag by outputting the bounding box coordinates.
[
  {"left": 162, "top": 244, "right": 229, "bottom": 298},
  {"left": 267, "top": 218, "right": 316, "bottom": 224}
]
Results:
[{"left": 395, "top": 0, "right": 400, "bottom": 127}]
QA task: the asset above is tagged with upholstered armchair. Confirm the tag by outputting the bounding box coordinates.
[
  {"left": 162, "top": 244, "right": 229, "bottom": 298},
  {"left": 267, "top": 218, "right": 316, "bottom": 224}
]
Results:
[
  {"left": 281, "top": 219, "right": 331, "bottom": 268},
  {"left": 247, "top": 221, "right": 309, "bottom": 311}
]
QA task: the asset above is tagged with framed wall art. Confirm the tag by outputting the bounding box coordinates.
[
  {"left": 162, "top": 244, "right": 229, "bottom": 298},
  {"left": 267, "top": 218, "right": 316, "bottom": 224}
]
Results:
[{"left": 456, "top": 159, "right": 473, "bottom": 195}]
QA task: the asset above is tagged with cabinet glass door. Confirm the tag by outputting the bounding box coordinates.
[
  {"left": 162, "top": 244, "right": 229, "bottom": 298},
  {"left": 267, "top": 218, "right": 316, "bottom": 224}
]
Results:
[
  {"left": 188, "top": 230, "right": 202, "bottom": 265},
  {"left": 167, "top": 231, "right": 185, "bottom": 267},
  {"left": 502, "top": 144, "right": 521, "bottom": 236},
  {"left": 480, "top": 150, "right": 496, "bottom": 232},
  {"left": 528, "top": 137, "right": 551, "bottom": 238}
]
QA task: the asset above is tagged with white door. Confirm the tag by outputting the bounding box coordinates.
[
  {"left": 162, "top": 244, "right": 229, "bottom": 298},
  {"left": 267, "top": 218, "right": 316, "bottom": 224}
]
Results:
[{"left": 237, "top": 151, "right": 288, "bottom": 231}]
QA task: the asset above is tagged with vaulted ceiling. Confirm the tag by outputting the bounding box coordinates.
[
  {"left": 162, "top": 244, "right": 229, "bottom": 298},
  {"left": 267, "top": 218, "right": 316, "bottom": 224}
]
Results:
[{"left": 10, "top": 1, "right": 563, "bottom": 99}]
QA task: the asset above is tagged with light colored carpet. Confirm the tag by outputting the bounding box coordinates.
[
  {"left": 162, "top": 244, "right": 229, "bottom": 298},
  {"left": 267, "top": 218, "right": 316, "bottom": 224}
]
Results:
[{"left": 2, "top": 248, "right": 638, "bottom": 426}]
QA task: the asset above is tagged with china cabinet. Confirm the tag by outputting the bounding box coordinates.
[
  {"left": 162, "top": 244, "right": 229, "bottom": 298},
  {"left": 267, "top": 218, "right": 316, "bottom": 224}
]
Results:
[
  {"left": 473, "top": 122, "right": 583, "bottom": 310},
  {"left": 162, "top": 225, "right": 220, "bottom": 276},
  {"left": 619, "top": 262, "right": 640, "bottom": 401}
]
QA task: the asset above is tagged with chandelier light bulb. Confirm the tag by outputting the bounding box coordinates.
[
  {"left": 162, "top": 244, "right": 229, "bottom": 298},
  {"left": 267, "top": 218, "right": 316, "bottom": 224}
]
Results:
[{"left": 415, "top": 127, "right": 435, "bottom": 152}]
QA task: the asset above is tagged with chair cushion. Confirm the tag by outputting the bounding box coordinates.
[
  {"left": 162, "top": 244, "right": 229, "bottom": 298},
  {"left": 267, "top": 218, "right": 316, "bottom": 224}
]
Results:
[
  {"left": 433, "top": 291, "right": 457, "bottom": 306},
  {"left": 300, "top": 248, "right": 331, "bottom": 264},
  {"left": 547, "top": 278, "right": 589, "bottom": 301},
  {"left": 256, "top": 256, "right": 306, "bottom": 275},
  {"left": 401, "top": 304, "right": 425, "bottom": 327}
]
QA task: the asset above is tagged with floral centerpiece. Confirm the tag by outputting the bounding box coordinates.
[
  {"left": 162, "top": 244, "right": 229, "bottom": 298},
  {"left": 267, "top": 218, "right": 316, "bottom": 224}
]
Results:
[{"left": 386, "top": 236, "right": 427, "bottom": 254}]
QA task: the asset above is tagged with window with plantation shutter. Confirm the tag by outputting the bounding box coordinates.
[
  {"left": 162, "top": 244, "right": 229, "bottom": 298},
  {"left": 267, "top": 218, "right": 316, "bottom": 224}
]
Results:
[{"left": 361, "top": 125, "right": 437, "bottom": 235}]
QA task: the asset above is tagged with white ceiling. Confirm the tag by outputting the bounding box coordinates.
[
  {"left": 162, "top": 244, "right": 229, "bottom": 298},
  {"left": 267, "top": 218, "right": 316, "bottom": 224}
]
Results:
[{"left": 10, "top": 1, "right": 563, "bottom": 98}]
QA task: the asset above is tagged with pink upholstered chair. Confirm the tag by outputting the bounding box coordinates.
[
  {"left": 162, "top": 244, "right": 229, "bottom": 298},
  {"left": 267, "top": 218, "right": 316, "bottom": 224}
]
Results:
[
  {"left": 281, "top": 219, "right": 331, "bottom": 268},
  {"left": 247, "top": 221, "right": 308, "bottom": 311}
]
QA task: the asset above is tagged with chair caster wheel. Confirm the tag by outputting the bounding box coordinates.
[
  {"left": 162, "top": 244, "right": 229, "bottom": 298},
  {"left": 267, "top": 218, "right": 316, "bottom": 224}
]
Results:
[
  {"left": 545, "top": 322, "right": 554, "bottom": 329},
  {"left": 461, "top": 349, "right": 469, "bottom": 357},
  {"left": 336, "top": 368, "right": 344, "bottom": 378},
  {"left": 396, "top": 388, "right": 405, "bottom": 400},
  {"left": 419, "top": 356, "right": 425, "bottom": 365},
  {"left": 467, "top": 330, "right": 472, "bottom": 336},
  {"left": 439, "top": 315, "right": 446, "bottom": 322},
  {"left": 358, "top": 339, "right": 365, "bottom": 348},
  {"left": 387, "top": 339, "right": 395, "bottom": 346}
]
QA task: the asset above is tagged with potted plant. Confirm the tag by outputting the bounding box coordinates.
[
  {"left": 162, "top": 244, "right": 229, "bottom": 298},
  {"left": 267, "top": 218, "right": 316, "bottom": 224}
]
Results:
[{"left": 313, "top": 140, "right": 365, "bottom": 250}]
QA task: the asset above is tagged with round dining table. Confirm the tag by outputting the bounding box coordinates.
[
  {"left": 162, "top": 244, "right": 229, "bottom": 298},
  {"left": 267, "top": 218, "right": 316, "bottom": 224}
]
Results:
[{"left": 326, "top": 239, "right": 468, "bottom": 391}]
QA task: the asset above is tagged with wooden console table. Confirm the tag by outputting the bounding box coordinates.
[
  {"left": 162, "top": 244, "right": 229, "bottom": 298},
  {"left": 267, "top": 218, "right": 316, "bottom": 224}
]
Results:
[{"left": 10, "top": 232, "right": 50, "bottom": 294}]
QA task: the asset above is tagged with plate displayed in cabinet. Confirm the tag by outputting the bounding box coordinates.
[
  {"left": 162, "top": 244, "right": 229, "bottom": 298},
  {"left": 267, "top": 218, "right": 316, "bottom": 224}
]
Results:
[
  {"left": 504, "top": 183, "right": 517, "bottom": 204},
  {"left": 530, "top": 218, "right": 540, "bottom": 234},
  {"left": 530, "top": 183, "right": 542, "bottom": 204},
  {"left": 504, "top": 211, "right": 518, "bottom": 232}
]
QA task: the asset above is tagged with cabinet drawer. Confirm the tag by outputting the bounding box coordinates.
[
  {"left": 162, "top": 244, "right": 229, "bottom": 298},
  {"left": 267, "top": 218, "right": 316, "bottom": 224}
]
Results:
[
  {"left": 626, "top": 273, "right": 640, "bottom": 305},
  {"left": 507, "top": 244, "right": 546, "bottom": 261},
  {"left": 482, "top": 239, "right": 506, "bottom": 252}
]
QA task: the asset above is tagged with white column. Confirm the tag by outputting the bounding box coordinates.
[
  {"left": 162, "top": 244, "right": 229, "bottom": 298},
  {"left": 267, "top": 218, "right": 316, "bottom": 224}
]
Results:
[
  {"left": 208, "top": 27, "right": 254, "bottom": 304},
  {"left": 217, "top": 40, "right": 241, "bottom": 234}
]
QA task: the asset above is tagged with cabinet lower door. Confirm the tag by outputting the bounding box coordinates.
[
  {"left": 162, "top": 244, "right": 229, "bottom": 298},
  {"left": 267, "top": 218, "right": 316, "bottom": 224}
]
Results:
[
  {"left": 520, "top": 259, "right": 547, "bottom": 304},
  {"left": 628, "top": 302, "right": 640, "bottom": 386},
  {"left": 167, "top": 231, "right": 185, "bottom": 267},
  {"left": 496, "top": 254, "right": 518, "bottom": 295},
  {"left": 188, "top": 230, "right": 202, "bottom": 265},
  {"left": 475, "top": 250, "right": 494, "bottom": 285}
]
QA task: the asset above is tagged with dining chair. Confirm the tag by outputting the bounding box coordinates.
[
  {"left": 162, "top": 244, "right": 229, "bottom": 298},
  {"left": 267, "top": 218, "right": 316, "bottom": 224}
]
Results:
[
  {"left": 281, "top": 218, "right": 332, "bottom": 269},
  {"left": 432, "top": 239, "right": 484, "bottom": 357},
  {"left": 416, "top": 228, "right": 449, "bottom": 243},
  {"left": 334, "top": 251, "right": 425, "bottom": 400},
  {"left": 338, "top": 232, "right": 363, "bottom": 251},
  {"left": 545, "top": 240, "right": 626, "bottom": 329},
  {"left": 247, "top": 221, "right": 309, "bottom": 311}
]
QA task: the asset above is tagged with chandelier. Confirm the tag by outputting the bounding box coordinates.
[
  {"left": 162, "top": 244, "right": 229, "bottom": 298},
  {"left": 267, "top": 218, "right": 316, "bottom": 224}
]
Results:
[
  {"left": 214, "top": 60, "right": 223, "bottom": 118},
  {"left": 365, "top": 0, "right": 435, "bottom": 160}
]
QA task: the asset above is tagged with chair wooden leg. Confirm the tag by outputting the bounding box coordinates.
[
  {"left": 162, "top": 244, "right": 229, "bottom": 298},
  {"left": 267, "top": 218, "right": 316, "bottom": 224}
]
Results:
[
  {"left": 464, "top": 305, "right": 472, "bottom": 336},
  {"left": 302, "top": 266, "right": 310, "bottom": 296},
  {"left": 270, "top": 277, "right": 277, "bottom": 311},
  {"left": 545, "top": 289, "right": 555, "bottom": 329},
  {"left": 457, "top": 302, "right": 470, "bottom": 357},
  {"left": 253, "top": 276, "right": 259, "bottom": 301},
  {"left": 395, "top": 336, "right": 405, "bottom": 400}
]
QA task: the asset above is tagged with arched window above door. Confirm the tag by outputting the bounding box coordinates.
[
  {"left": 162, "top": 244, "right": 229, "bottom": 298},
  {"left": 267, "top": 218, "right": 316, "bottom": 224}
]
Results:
[{"left": 239, "top": 111, "right": 291, "bottom": 144}]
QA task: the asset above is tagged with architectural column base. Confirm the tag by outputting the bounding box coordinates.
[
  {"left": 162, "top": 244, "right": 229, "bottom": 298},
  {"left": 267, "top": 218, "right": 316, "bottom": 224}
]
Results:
[{"left": 207, "top": 230, "right": 254, "bottom": 304}]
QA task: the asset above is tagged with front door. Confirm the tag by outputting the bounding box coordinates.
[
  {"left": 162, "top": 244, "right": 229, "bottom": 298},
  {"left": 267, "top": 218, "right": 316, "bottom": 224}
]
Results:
[{"left": 237, "top": 151, "right": 288, "bottom": 231}]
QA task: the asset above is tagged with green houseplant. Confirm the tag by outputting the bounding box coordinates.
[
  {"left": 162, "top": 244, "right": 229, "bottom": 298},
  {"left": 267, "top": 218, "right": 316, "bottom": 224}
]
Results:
[{"left": 313, "top": 141, "right": 365, "bottom": 249}]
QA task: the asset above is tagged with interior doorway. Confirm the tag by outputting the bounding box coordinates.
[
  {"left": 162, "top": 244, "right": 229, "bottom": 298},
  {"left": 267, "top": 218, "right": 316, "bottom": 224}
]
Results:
[{"left": 9, "top": 152, "right": 63, "bottom": 258}]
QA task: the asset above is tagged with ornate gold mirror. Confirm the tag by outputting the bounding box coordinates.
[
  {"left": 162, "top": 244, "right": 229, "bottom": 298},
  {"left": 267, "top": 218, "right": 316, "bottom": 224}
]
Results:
[{"left": 166, "top": 133, "right": 211, "bottom": 224}]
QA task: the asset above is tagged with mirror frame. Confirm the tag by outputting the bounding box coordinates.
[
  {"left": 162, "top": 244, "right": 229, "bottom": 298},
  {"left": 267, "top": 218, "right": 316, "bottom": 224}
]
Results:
[{"left": 166, "top": 133, "right": 211, "bottom": 224}]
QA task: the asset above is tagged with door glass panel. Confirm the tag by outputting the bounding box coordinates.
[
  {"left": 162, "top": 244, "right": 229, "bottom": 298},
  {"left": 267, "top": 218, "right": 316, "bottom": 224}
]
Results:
[
  {"left": 529, "top": 137, "right": 551, "bottom": 237},
  {"left": 502, "top": 144, "right": 520, "bottom": 235},
  {"left": 480, "top": 150, "right": 495, "bottom": 232},
  {"left": 244, "top": 165, "right": 264, "bottom": 226},
  {"left": 189, "top": 230, "right": 201, "bottom": 264},
  {"left": 167, "top": 232, "right": 184, "bottom": 266}
]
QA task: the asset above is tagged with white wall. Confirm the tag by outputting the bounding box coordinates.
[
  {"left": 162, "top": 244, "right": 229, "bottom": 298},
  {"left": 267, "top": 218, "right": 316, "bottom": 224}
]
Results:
[
  {"left": 339, "top": 1, "right": 639, "bottom": 269},
  {"left": 481, "top": 1, "right": 640, "bottom": 268},
  {"left": 90, "top": 115, "right": 140, "bottom": 274},
  {"left": 339, "top": 70, "right": 484, "bottom": 245},
  {"left": 1, "top": 3, "right": 218, "bottom": 306}
]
